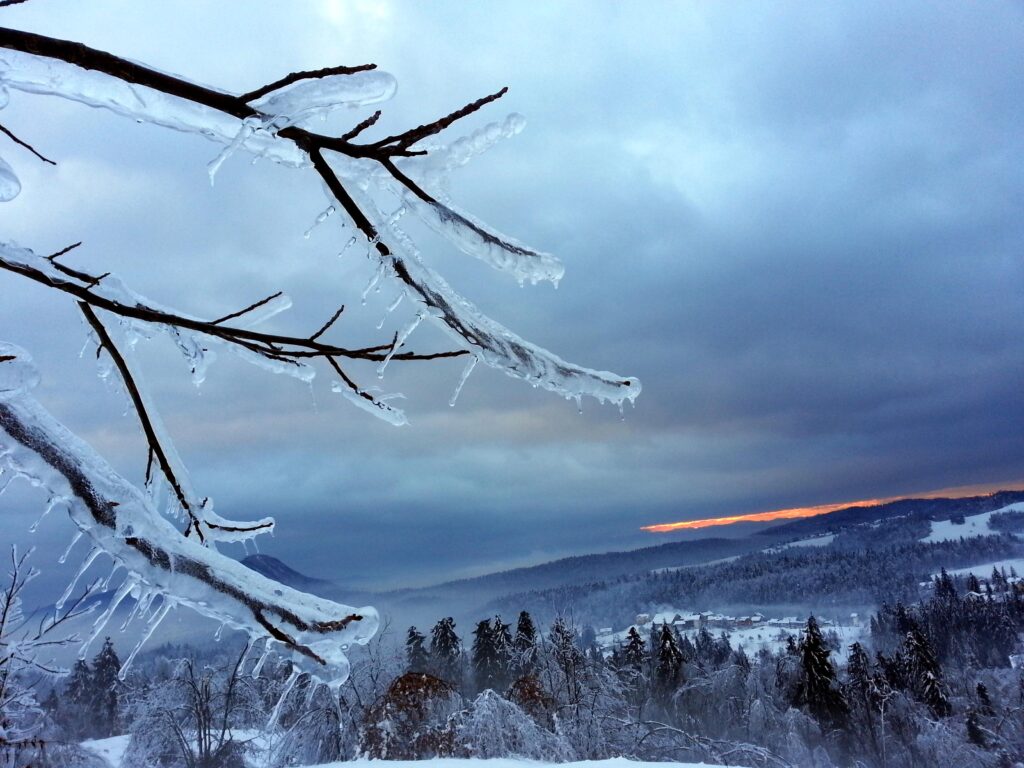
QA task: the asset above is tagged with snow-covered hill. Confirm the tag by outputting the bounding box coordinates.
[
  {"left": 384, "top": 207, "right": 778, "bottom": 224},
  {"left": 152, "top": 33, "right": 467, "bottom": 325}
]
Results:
[{"left": 921, "top": 501, "right": 1024, "bottom": 544}]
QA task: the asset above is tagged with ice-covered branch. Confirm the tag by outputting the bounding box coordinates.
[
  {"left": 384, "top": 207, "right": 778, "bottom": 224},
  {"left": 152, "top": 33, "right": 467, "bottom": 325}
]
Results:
[
  {"left": 0, "top": 241, "right": 466, "bottom": 417},
  {"left": 0, "top": 346, "right": 376, "bottom": 683},
  {"left": 0, "top": 26, "right": 639, "bottom": 406},
  {"left": 80, "top": 303, "right": 274, "bottom": 544}
]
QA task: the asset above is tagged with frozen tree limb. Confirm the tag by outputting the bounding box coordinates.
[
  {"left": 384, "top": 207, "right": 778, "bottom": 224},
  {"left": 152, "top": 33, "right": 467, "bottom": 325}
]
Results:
[
  {"left": 0, "top": 27, "right": 639, "bottom": 401},
  {"left": 0, "top": 20, "right": 640, "bottom": 687},
  {"left": 0, "top": 346, "right": 377, "bottom": 680}
]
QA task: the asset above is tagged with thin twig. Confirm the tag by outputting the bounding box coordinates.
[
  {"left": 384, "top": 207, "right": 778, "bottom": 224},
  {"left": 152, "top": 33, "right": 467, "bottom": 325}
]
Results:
[
  {"left": 310, "top": 304, "right": 345, "bottom": 341},
  {"left": 340, "top": 110, "right": 381, "bottom": 142},
  {"left": 78, "top": 302, "right": 204, "bottom": 541},
  {"left": 240, "top": 63, "right": 377, "bottom": 103},
  {"left": 45, "top": 241, "right": 81, "bottom": 261},
  {"left": 0, "top": 122, "right": 56, "bottom": 165},
  {"left": 211, "top": 290, "right": 283, "bottom": 325},
  {"left": 370, "top": 87, "right": 509, "bottom": 150}
]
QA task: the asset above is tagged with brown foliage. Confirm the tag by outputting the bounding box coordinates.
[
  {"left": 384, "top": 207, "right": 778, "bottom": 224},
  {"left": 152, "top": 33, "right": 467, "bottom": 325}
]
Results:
[{"left": 359, "top": 672, "right": 461, "bottom": 759}]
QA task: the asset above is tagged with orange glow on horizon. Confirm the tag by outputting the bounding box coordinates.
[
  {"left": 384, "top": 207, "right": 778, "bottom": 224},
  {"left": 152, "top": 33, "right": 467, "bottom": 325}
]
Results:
[{"left": 642, "top": 480, "right": 1024, "bottom": 533}]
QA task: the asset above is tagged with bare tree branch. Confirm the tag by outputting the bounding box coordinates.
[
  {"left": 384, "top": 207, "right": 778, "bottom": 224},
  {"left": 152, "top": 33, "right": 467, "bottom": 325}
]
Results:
[
  {"left": 240, "top": 63, "right": 378, "bottom": 103},
  {"left": 0, "top": 121, "right": 56, "bottom": 164}
]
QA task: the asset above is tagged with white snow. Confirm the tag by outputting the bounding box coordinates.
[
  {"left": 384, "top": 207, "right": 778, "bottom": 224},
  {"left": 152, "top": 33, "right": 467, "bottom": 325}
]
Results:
[
  {"left": 81, "top": 742, "right": 719, "bottom": 768},
  {"left": 921, "top": 503, "right": 1024, "bottom": 544},
  {"left": 316, "top": 761, "right": 719, "bottom": 768},
  {"left": 942, "top": 558, "right": 1024, "bottom": 581},
  {"left": 81, "top": 734, "right": 130, "bottom": 768},
  {"left": 763, "top": 533, "right": 835, "bottom": 553}
]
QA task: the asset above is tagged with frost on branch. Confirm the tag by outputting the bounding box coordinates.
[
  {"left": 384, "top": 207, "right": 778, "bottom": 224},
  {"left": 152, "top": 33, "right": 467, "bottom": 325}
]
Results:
[
  {"left": 0, "top": 346, "right": 377, "bottom": 688},
  {"left": 250, "top": 70, "right": 397, "bottom": 126},
  {"left": 0, "top": 27, "right": 641, "bottom": 689}
]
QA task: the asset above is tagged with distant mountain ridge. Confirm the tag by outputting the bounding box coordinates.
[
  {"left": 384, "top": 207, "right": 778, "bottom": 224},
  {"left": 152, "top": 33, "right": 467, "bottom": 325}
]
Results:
[
  {"left": 759, "top": 490, "right": 1024, "bottom": 539},
  {"left": 240, "top": 554, "right": 338, "bottom": 595},
  {"left": 238, "top": 490, "right": 1024, "bottom": 626}
]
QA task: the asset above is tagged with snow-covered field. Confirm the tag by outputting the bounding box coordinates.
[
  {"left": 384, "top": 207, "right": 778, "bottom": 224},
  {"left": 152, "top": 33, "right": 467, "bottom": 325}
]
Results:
[
  {"left": 763, "top": 533, "right": 836, "bottom": 553},
  {"left": 945, "top": 558, "right": 1024, "bottom": 580},
  {"left": 921, "top": 502, "right": 1024, "bottom": 544},
  {"left": 81, "top": 735, "right": 129, "bottom": 767},
  {"left": 80, "top": 735, "right": 721, "bottom": 768}
]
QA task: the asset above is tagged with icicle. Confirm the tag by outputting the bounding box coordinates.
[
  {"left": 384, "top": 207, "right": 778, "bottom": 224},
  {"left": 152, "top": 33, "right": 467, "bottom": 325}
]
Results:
[
  {"left": 100, "top": 563, "right": 123, "bottom": 591},
  {"left": 57, "top": 547, "right": 101, "bottom": 610},
  {"left": 387, "top": 292, "right": 404, "bottom": 313},
  {"left": 304, "top": 205, "right": 336, "bottom": 238},
  {"left": 120, "top": 586, "right": 148, "bottom": 631},
  {"left": 252, "top": 643, "right": 274, "bottom": 677},
  {"left": 118, "top": 598, "right": 172, "bottom": 679},
  {"left": 81, "top": 575, "right": 137, "bottom": 658},
  {"left": 574, "top": 394, "right": 583, "bottom": 415},
  {"left": 29, "top": 495, "right": 65, "bottom": 533},
  {"left": 338, "top": 235, "right": 357, "bottom": 258},
  {"left": 377, "top": 312, "right": 423, "bottom": 378},
  {"left": 207, "top": 118, "right": 256, "bottom": 185},
  {"left": 361, "top": 261, "right": 386, "bottom": 304},
  {"left": 214, "top": 621, "right": 225, "bottom": 642},
  {"left": 58, "top": 530, "right": 83, "bottom": 564},
  {"left": 0, "top": 156, "right": 21, "bottom": 202},
  {"left": 448, "top": 355, "right": 478, "bottom": 407},
  {"left": 267, "top": 667, "right": 301, "bottom": 732}
]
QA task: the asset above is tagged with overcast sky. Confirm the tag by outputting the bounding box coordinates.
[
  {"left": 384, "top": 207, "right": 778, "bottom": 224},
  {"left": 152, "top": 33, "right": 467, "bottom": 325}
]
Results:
[{"left": 1, "top": 1, "right": 1022, "bottom": 595}]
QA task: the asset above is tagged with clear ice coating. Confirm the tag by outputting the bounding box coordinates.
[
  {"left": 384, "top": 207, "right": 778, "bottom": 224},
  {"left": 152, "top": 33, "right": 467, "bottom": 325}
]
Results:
[
  {"left": 0, "top": 41, "right": 641, "bottom": 689},
  {"left": 335, "top": 180, "right": 642, "bottom": 409},
  {"left": 0, "top": 343, "right": 377, "bottom": 687},
  {"left": 403, "top": 194, "right": 564, "bottom": 286},
  {"left": 250, "top": 71, "right": 397, "bottom": 126},
  {"left": 0, "top": 156, "right": 20, "bottom": 202}
]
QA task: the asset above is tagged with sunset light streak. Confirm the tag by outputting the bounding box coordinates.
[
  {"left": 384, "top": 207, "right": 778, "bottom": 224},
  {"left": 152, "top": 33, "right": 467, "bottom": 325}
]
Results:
[{"left": 641, "top": 480, "right": 1024, "bottom": 533}]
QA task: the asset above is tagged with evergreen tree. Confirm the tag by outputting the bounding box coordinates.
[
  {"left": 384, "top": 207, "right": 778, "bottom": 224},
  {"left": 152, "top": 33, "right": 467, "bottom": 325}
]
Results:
[
  {"left": 966, "top": 573, "right": 982, "bottom": 594},
  {"left": 965, "top": 710, "right": 986, "bottom": 748},
  {"left": 548, "top": 618, "right": 583, "bottom": 703},
  {"left": 430, "top": 617, "right": 463, "bottom": 685},
  {"left": 793, "top": 616, "right": 848, "bottom": 730},
  {"left": 653, "top": 624, "right": 683, "bottom": 700},
  {"left": 934, "top": 568, "right": 957, "bottom": 602},
  {"left": 90, "top": 637, "right": 122, "bottom": 738},
  {"left": 622, "top": 627, "right": 647, "bottom": 671},
  {"left": 62, "top": 658, "right": 93, "bottom": 739},
  {"left": 492, "top": 614, "right": 514, "bottom": 688},
  {"left": 845, "top": 642, "right": 881, "bottom": 759},
  {"left": 512, "top": 611, "right": 538, "bottom": 677},
  {"left": 902, "top": 628, "right": 950, "bottom": 717},
  {"left": 406, "top": 626, "right": 429, "bottom": 673},
  {"left": 976, "top": 682, "right": 994, "bottom": 716},
  {"left": 472, "top": 619, "right": 502, "bottom": 692}
]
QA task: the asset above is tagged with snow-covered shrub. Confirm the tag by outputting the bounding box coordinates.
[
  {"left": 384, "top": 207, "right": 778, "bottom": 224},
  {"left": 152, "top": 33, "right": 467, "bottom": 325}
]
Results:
[
  {"left": 358, "top": 672, "right": 461, "bottom": 759},
  {"left": 449, "top": 689, "right": 575, "bottom": 760}
]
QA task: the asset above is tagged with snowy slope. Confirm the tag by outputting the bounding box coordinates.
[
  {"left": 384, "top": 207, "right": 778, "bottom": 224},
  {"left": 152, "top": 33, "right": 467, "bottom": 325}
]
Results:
[
  {"left": 921, "top": 502, "right": 1024, "bottom": 544},
  {"left": 945, "top": 558, "right": 1024, "bottom": 581},
  {"left": 80, "top": 736, "right": 723, "bottom": 768},
  {"left": 316, "top": 761, "right": 720, "bottom": 768}
]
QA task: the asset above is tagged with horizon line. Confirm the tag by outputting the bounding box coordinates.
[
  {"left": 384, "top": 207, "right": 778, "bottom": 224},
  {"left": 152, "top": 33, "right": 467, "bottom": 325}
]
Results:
[{"left": 641, "top": 480, "right": 1024, "bottom": 533}]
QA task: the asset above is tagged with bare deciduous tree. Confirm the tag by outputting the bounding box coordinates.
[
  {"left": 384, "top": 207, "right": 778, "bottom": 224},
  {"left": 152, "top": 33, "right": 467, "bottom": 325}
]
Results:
[{"left": 0, "top": 12, "right": 639, "bottom": 687}]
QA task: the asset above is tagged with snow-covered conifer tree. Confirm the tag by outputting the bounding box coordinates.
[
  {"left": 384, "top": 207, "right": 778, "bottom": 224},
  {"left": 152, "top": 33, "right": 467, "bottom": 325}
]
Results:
[
  {"left": 429, "top": 617, "right": 462, "bottom": 686},
  {"left": 405, "top": 625, "right": 429, "bottom": 673},
  {"left": 792, "top": 616, "right": 848, "bottom": 730}
]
